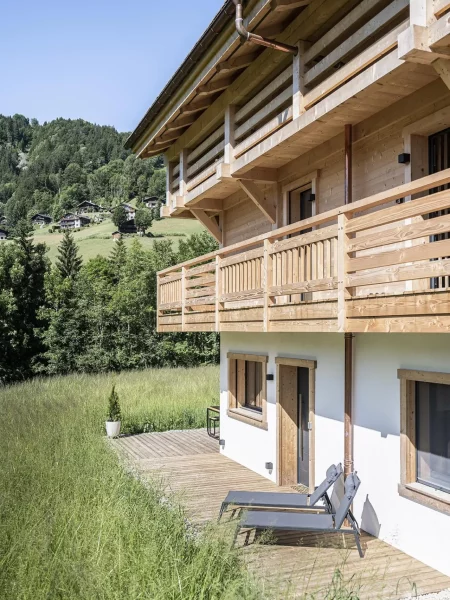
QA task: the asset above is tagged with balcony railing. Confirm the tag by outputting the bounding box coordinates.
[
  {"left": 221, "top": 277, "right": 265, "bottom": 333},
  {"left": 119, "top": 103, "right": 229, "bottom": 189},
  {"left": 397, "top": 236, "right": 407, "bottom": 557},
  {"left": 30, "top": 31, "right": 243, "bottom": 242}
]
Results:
[{"left": 158, "top": 168, "right": 450, "bottom": 334}]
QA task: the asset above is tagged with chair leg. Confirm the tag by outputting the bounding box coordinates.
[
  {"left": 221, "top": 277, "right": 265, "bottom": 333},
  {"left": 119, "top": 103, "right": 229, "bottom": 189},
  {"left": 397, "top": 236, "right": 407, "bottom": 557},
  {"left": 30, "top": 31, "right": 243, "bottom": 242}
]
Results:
[
  {"left": 218, "top": 502, "right": 228, "bottom": 522},
  {"left": 232, "top": 524, "right": 240, "bottom": 547},
  {"left": 353, "top": 529, "right": 364, "bottom": 558}
]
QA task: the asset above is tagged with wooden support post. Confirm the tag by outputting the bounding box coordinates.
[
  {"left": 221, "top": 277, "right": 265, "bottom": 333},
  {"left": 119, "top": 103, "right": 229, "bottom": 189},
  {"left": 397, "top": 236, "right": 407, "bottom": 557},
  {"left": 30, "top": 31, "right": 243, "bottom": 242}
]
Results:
[
  {"left": 263, "top": 239, "right": 274, "bottom": 332},
  {"left": 293, "top": 41, "right": 308, "bottom": 119},
  {"left": 409, "top": 0, "right": 435, "bottom": 26},
  {"left": 179, "top": 149, "right": 188, "bottom": 197},
  {"left": 224, "top": 105, "right": 236, "bottom": 165},
  {"left": 156, "top": 273, "right": 161, "bottom": 333},
  {"left": 215, "top": 256, "right": 222, "bottom": 332},
  {"left": 344, "top": 124, "right": 353, "bottom": 206},
  {"left": 164, "top": 156, "right": 174, "bottom": 209},
  {"left": 181, "top": 267, "right": 186, "bottom": 331}
]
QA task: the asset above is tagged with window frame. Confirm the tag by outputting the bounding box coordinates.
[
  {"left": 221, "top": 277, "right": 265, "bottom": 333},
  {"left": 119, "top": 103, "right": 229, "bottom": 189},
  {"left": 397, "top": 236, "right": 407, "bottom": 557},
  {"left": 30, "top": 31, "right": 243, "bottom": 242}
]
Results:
[
  {"left": 398, "top": 368, "right": 450, "bottom": 515},
  {"left": 227, "top": 352, "right": 268, "bottom": 430}
]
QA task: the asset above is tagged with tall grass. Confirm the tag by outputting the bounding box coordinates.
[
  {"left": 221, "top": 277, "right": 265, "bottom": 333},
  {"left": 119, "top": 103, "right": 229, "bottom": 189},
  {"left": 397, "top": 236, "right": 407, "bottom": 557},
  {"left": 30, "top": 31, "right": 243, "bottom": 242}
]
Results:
[{"left": 0, "top": 368, "right": 265, "bottom": 600}]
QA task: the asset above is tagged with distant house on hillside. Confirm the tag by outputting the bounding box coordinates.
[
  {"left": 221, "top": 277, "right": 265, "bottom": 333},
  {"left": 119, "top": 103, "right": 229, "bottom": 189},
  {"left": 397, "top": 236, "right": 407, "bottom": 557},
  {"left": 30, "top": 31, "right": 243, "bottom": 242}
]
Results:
[
  {"left": 112, "top": 231, "right": 122, "bottom": 241},
  {"left": 143, "top": 196, "right": 159, "bottom": 209},
  {"left": 60, "top": 213, "right": 91, "bottom": 230},
  {"left": 119, "top": 219, "right": 137, "bottom": 234},
  {"left": 120, "top": 203, "right": 136, "bottom": 220},
  {"left": 31, "top": 214, "right": 52, "bottom": 226},
  {"left": 0, "top": 228, "right": 8, "bottom": 240},
  {"left": 77, "top": 200, "right": 104, "bottom": 213}
]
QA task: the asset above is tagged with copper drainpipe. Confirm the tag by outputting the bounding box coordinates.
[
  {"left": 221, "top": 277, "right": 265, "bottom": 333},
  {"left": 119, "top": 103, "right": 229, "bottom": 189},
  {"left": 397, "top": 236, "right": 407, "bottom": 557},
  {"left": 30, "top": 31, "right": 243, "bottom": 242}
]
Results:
[
  {"left": 233, "top": 0, "right": 298, "bottom": 55},
  {"left": 344, "top": 124, "right": 354, "bottom": 479}
]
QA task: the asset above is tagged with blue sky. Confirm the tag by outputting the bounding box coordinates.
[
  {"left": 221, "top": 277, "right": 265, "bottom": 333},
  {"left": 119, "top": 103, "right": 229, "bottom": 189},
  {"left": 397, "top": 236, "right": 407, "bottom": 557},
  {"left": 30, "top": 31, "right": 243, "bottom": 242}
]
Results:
[{"left": 0, "top": 0, "right": 223, "bottom": 132}]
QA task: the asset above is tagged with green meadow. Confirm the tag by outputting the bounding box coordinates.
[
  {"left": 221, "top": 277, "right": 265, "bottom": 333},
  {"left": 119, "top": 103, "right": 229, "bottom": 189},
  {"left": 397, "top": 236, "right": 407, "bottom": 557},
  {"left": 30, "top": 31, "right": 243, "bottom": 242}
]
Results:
[{"left": 31, "top": 216, "right": 205, "bottom": 262}]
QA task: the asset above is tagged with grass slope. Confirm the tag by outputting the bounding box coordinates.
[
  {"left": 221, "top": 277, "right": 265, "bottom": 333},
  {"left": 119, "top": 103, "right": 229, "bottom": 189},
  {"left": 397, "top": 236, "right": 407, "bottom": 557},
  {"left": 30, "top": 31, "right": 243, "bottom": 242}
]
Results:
[
  {"left": 32, "top": 217, "right": 205, "bottom": 262},
  {"left": 0, "top": 367, "right": 269, "bottom": 600}
]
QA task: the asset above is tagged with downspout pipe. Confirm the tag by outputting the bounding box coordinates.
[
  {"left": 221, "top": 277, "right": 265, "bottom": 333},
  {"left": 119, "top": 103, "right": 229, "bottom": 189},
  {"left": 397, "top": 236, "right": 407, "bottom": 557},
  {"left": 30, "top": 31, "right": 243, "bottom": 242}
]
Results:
[
  {"left": 344, "top": 124, "right": 354, "bottom": 479},
  {"left": 233, "top": 0, "right": 298, "bottom": 55}
]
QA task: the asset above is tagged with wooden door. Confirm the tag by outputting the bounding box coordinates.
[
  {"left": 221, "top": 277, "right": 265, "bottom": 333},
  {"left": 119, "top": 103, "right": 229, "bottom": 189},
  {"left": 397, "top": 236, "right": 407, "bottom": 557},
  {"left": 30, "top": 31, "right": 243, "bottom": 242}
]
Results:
[{"left": 278, "top": 364, "right": 298, "bottom": 486}]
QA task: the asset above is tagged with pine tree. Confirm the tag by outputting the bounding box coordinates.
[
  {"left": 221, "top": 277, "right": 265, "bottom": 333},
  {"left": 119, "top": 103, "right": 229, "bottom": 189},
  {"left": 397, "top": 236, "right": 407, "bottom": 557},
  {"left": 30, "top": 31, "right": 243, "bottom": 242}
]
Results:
[
  {"left": 56, "top": 230, "right": 82, "bottom": 279},
  {"left": 110, "top": 237, "right": 127, "bottom": 283}
]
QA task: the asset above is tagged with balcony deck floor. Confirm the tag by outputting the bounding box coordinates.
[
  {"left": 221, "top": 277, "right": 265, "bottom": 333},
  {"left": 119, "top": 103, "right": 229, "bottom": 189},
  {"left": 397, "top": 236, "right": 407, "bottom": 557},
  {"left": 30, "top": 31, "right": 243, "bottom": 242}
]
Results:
[{"left": 113, "top": 429, "right": 450, "bottom": 600}]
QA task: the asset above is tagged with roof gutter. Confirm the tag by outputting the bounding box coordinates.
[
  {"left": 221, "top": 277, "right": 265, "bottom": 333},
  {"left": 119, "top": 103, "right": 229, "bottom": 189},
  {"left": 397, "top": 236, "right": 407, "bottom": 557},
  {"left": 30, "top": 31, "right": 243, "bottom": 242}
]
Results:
[{"left": 233, "top": 0, "right": 297, "bottom": 54}]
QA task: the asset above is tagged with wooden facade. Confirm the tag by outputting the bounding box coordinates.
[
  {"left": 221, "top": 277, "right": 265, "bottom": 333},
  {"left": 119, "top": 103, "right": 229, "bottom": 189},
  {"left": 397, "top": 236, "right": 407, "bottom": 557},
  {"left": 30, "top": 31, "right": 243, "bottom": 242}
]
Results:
[{"left": 125, "top": 0, "right": 450, "bottom": 335}]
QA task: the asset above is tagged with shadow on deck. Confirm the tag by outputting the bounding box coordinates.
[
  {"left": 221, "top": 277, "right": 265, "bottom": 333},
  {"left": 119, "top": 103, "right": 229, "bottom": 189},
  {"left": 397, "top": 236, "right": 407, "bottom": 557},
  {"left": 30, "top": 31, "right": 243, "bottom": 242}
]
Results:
[{"left": 114, "top": 429, "right": 450, "bottom": 600}]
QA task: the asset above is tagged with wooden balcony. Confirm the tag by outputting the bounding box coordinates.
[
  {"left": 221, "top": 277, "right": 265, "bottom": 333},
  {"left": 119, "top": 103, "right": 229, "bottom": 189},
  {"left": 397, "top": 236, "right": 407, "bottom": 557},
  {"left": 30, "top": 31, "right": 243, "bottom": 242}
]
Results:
[
  {"left": 165, "top": 0, "right": 424, "bottom": 215},
  {"left": 157, "top": 169, "right": 450, "bottom": 334}
]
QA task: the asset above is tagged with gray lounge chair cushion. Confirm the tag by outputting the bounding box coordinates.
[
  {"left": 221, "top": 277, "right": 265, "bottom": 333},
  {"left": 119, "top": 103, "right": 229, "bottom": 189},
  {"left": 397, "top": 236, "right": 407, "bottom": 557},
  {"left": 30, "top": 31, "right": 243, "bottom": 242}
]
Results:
[
  {"left": 223, "top": 491, "right": 309, "bottom": 509},
  {"left": 309, "top": 462, "right": 343, "bottom": 506},
  {"left": 240, "top": 510, "right": 335, "bottom": 532}
]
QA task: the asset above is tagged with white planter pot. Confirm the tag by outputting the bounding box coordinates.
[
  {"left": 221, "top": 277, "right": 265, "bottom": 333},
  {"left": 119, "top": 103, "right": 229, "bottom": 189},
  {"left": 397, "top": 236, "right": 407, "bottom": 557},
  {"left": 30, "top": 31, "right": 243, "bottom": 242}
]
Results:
[{"left": 106, "top": 420, "right": 121, "bottom": 438}]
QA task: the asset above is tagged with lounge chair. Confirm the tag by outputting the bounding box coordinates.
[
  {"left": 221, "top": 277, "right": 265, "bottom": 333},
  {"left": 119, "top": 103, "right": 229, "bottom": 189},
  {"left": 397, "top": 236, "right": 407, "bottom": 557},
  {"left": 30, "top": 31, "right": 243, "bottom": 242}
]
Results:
[
  {"left": 218, "top": 463, "right": 343, "bottom": 521},
  {"left": 232, "top": 472, "right": 363, "bottom": 558}
]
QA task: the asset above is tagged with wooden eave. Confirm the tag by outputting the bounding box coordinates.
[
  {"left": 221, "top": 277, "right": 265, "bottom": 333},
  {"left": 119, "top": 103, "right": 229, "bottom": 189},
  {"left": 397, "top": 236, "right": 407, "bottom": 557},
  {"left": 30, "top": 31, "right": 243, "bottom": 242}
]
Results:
[{"left": 128, "top": 0, "right": 312, "bottom": 159}]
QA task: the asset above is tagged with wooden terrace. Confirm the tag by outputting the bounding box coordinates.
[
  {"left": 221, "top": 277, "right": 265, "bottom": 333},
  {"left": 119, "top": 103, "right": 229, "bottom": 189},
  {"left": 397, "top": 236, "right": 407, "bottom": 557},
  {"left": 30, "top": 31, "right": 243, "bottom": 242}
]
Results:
[
  {"left": 158, "top": 168, "right": 450, "bottom": 335},
  {"left": 114, "top": 429, "right": 450, "bottom": 599}
]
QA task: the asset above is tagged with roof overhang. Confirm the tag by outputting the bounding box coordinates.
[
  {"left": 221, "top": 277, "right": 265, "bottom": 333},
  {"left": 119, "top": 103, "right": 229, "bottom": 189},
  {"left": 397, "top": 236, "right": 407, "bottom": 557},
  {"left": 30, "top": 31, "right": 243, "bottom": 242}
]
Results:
[{"left": 126, "top": 0, "right": 308, "bottom": 158}]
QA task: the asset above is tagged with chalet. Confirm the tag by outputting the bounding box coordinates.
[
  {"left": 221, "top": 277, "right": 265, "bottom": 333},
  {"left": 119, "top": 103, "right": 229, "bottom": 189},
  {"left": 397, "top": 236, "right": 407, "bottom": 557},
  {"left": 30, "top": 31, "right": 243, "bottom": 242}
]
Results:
[
  {"left": 120, "top": 203, "right": 136, "bottom": 220},
  {"left": 0, "top": 228, "right": 8, "bottom": 240},
  {"left": 77, "top": 200, "right": 104, "bottom": 213},
  {"left": 60, "top": 214, "right": 90, "bottom": 229},
  {"left": 143, "top": 196, "right": 160, "bottom": 209},
  {"left": 31, "top": 214, "right": 52, "bottom": 226},
  {"left": 126, "top": 0, "right": 450, "bottom": 578},
  {"left": 118, "top": 219, "right": 137, "bottom": 234}
]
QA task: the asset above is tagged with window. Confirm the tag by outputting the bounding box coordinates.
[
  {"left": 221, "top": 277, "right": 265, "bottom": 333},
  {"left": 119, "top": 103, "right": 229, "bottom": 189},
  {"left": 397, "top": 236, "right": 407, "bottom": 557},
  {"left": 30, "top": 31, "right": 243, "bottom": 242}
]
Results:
[
  {"left": 416, "top": 381, "right": 450, "bottom": 493},
  {"left": 398, "top": 369, "right": 450, "bottom": 514},
  {"left": 227, "top": 353, "right": 268, "bottom": 429}
]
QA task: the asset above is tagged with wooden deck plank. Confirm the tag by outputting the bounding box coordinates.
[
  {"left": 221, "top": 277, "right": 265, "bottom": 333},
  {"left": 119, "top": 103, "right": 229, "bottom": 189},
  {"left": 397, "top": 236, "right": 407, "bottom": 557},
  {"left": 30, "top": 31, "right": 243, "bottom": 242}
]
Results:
[{"left": 113, "top": 429, "right": 450, "bottom": 600}]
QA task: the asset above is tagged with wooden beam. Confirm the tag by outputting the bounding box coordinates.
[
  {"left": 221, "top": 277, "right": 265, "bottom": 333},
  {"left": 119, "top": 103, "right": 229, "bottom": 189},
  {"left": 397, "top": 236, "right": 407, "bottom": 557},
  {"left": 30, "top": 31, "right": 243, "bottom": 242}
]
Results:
[
  {"left": 216, "top": 52, "right": 259, "bottom": 73},
  {"left": 234, "top": 167, "right": 279, "bottom": 182},
  {"left": 238, "top": 180, "right": 276, "bottom": 223},
  {"left": 224, "top": 104, "right": 236, "bottom": 164},
  {"left": 190, "top": 209, "right": 222, "bottom": 242},
  {"left": 187, "top": 198, "right": 223, "bottom": 211},
  {"left": 271, "top": 0, "right": 311, "bottom": 10},
  {"left": 165, "top": 114, "right": 197, "bottom": 133},
  {"left": 433, "top": 58, "right": 450, "bottom": 89},
  {"left": 198, "top": 77, "right": 233, "bottom": 96},
  {"left": 180, "top": 97, "right": 213, "bottom": 115}
]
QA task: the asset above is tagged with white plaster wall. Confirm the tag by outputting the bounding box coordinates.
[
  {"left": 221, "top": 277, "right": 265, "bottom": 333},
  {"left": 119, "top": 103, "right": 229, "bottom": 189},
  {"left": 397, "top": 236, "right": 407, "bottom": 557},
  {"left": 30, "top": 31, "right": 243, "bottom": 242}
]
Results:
[
  {"left": 220, "top": 332, "right": 345, "bottom": 485},
  {"left": 353, "top": 333, "right": 450, "bottom": 577},
  {"left": 219, "top": 331, "right": 450, "bottom": 577}
]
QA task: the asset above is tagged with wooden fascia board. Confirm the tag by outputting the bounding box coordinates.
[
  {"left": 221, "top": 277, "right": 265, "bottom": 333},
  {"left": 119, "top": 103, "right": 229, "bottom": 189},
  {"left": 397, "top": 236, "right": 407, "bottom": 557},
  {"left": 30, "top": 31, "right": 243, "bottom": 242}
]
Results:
[{"left": 132, "top": 0, "right": 273, "bottom": 157}]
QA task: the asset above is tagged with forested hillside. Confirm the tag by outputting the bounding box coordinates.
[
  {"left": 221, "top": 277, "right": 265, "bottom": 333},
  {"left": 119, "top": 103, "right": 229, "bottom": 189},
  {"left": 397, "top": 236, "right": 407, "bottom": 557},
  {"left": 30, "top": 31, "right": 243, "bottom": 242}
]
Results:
[{"left": 0, "top": 114, "right": 165, "bottom": 224}]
